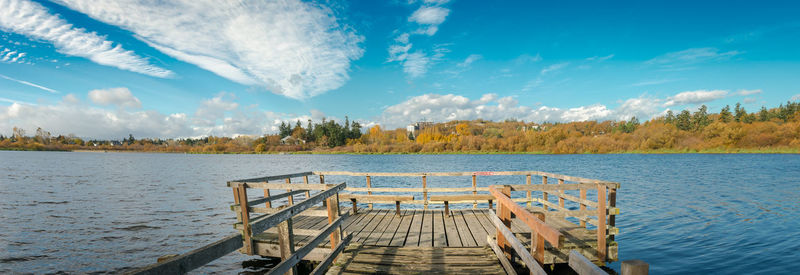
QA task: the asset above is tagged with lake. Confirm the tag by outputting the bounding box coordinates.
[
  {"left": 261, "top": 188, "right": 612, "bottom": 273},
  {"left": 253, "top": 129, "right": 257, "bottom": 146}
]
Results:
[{"left": 1, "top": 151, "right": 799, "bottom": 274}]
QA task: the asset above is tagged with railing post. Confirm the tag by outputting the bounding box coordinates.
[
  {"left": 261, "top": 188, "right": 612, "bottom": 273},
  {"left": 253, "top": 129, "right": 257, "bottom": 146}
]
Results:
[
  {"left": 366, "top": 176, "right": 373, "bottom": 209},
  {"left": 236, "top": 184, "right": 253, "bottom": 255},
  {"left": 285, "top": 178, "right": 293, "bottom": 206},
  {"left": 444, "top": 201, "right": 450, "bottom": 217},
  {"left": 597, "top": 184, "right": 607, "bottom": 263},
  {"left": 496, "top": 185, "right": 513, "bottom": 260},
  {"left": 422, "top": 175, "right": 428, "bottom": 210},
  {"left": 579, "top": 187, "right": 587, "bottom": 227},
  {"left": 350, "top": 198, "right": 358, "bottom": 214},
  {"left": 263, "top": 180, "right": 272, "bottom": 208},
  {"left": 532, "top": 212, "right": 545, "bottom": 263},
  {"left": 526, "top": 174, "right": 532, "bottom": 207},
  {"left": 232, "top": 187, "right": 242, "bottom": 223},
  {"left": 326, "top": 191, "right": 341, "bottom": 249},
  {"left": 320, "top": 175, "right": 326, "bottom": 207},
  {"left": 277, "top": 216, "right": 296, "bottom": 275},
  {"left": 558, "top": 178, "right": 565, "bottom": 208},
  {"left": 472, "top": 175, "right": 478, "bottom": 209},
  {"left": 542, "top": 176, "right": 548, "bottom": 210},
  {"left": 609, "top": 187, "right": 617, "bottom": 242},
  {"left": 303, "top": 175, "right": 310, "bottom": 199}
]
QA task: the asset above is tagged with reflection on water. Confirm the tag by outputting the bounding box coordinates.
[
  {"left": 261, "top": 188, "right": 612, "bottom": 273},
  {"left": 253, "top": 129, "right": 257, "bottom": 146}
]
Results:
[{"left": 1, "top": 151, "right": 799, "bottom": 274}]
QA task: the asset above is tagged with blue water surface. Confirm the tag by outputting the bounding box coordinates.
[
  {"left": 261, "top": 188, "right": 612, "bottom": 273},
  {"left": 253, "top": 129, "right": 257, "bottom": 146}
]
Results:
[{"left": 1, "top": 151, "right": 798, "bottom": 274}]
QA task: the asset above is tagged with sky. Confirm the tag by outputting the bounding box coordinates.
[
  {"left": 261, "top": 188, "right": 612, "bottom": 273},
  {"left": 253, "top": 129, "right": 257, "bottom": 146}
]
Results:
[{"left": 1, "top": 0, "right": 799, "bottom": 139}]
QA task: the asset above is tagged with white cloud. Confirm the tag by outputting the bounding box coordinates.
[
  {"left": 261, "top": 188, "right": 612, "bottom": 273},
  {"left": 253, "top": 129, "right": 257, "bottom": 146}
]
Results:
[
  {"left": 409, "top": 6, "right": 449, "bottom": 35},
  {"left": 457, "top": 54, "right": 482, "bottom": 68},
  {"left": 88, "top": 87, "right": 142, "bottom": 109},
  {"left": 646, "top": 47, "right": 741, "bottom": 67},
  {"left": 629, "top": 79, "right": 679, "bottom": 87},
  {"left": 540, "top": 62, "right": 569, "bottom": 75},
  {"left": 664, "top": 90, "right": 728, "bottom": 106},
  {"left": 0, "top": 0, "right": 172, "bottom": 77},
  {"left": 586, "top": 54, "right": 614, "bottom": 61},
  {"left": 0, "top": 90, "right": 329, "bottom": 139},
  {"left": 737, "top": 89, "right": 762, "bottom": 96},
  {"left": 55, "top": 0, "right": 364, "bottom": 100},
  {"left": 386, "top": 0, "right": 452, "bottom": 78},
  {"left": 402, "top": 52, "right": 431, "bottom": 78},
  {"left": 0, "top": 73, "right": 58, "bottom": 93},
  {"left": 792, "top": 94, "right": 800, "bottom": 101}
]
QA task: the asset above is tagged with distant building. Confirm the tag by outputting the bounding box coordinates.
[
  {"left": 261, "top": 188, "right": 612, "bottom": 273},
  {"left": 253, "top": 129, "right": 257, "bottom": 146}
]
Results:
[{"left": 406, "top": 121, "right": 434, "bottom": 138}]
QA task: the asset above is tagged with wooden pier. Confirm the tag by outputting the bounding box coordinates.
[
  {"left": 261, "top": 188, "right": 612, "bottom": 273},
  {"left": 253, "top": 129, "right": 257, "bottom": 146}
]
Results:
[{"left": 128, "top": 171, "right": 635, "bottom": 275}]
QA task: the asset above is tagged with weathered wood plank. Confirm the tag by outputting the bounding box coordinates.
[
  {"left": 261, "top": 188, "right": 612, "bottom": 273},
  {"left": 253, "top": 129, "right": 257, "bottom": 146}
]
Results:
[
  {"left": 487, "top": 235, "right": 518, "bottom": 275},
  {"left": 442, "top": 209, "right": 462, "bottom": 247},
  {"left": 338, "top": 194, "right": 415, "bottom": 202},
  {"left": 365, "top": 209, "right": 399, "bottom": 245},
  {"left": 374, "top": 210, "right": 404, "bottom": 246},
  {"left": 508, "top": 183, "right": 598, "bottom": 192},
  {"left": 429, "top": 194, "right": 494, "bottom": 201},
  {"left": 569, "top": 250, "right": 607, "bottom": 275},
  {"left": 354, "top": 210, "right": 391, "bottom": 243},
  {"left": 432, "top": 210, "right": 448, "bottom": 247},
  {"left": 125, "top": 234, "right": 242, "bottom": 275},
  {"left": 452, "top": 210, "right": 476, "bottom": 247},
  {"left": 268, "top": 213, "right": 349, "bottom": 275},
  {"left": 489, "top": 186, "right": 562, "bottom": 247},
  {"left": 313, "top": 171, "right": 619, "bottom": 188},
  {"left": 488, "top": 212, "right": 547, "bottom": 275},
  {"left": 390, "top": 210, "right": 414, "bottom": 246},
  {"left": 310, "top": 233, "right": 353, "bottom": 275},
  {"left": 419, "top": 210, "right": 433, "bottom": 247},
  {"left": 229, "top": 171, "right": 314, "bottom": 185},
  {"left": 405, "top": 210, "right": 424, "bottom": 246},
  {"left": 464, "top": 209, "right": 490, "bottom": 246},
  {"left": 249, "top": 183, "right": 345, "bottom": 235}
]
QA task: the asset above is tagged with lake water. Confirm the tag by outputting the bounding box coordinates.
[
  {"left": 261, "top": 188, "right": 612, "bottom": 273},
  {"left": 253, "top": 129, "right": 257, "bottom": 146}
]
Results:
[{"left": 1, "top": 151, "right": 799, "bottom": 274}]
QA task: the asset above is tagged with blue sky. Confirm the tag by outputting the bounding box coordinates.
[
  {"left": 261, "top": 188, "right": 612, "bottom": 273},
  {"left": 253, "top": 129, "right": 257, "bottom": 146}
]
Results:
[{"left": 1, "top": 0, "right": 799, "bottom": 139}]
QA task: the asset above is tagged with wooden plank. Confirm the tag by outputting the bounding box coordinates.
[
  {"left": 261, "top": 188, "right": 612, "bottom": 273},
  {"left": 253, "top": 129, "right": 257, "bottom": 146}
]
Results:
[
  {"left": 345, "top": 210, "right": 380, "bottom": 240},
  {"left": 234, "top": 182, "right": 332, "bottom": 190},
  {"left": 442, "top": 209, "right": 462, "bottom": 247},
  {"left": 405, "top": 210, "right": 425, "bottom": 246},
  {"left": 276, "top": 217, "right": 296, "bottom": 275},
  {"left": 355, "top": 210, "right": 391, "bottom": 243},
  {"left": 569, "top": 250, "right": 607, "bottom": 275},
  {"left": 365, "top": 209, "right": 399, "bottom": 245},
  {"left": 489, "top": 186, "right": 562, "bottom": 248},
  {"left": 268, "top": 213, "right": 349, "bottom": 275},
  {"left": 249, "top": 183, "right": 345, "bottom": 235},
  {"left": 313, "top": 171, "right": 619, "bottom": 188},
  {"left": 390, "top": 210, "right": 414, "bottom": 246},
  {"left": 338, "top": 194, "right": 414, "bottom": 202},
  {"left": 596, "top": 184, "right": 607, "bottom": 262},
  {"left": 429, "top": 194, "right": 494, "bottom": 201},
  {"left": 450, "top": 210, "right": 473, "bottom": 247},
  {"left": 420, "top": 210, "right": 435, "bottom": 247},
  {"left": 374, "top": 209, "right": 405, "bottom": 246},
  {"left": 125, "top": 234, "right": 242, "bottom": 275},
  {"left": 310, "top": 233, "right": 353, "bottom": 275},
  {"left": 237, "top": 185, "right": 253, "bottom": 254},
  {"left": 433, "top": 210, "right": 448, "bottom": 247},
  {"left": 496, "top": 186, "right": 512, "bottom": 260},
  {"left": 345, "top": 187, "right": 489, "bottom": 192},
  {"left": 608, "top": 188, "right": 617, "bottom": 242},
  {"left": 466, "top": 209, "right": 492, "bottom": 246},
  {"left": 487, "top": 235, "right": 518, "bottom": 275},
  {"left": 242, "top": 190, "right": 306, "bottom": 207},
  {"left": 508, "top": 183, "right": 597, "bottom": 192},
  {"left": 326, "top": 193, "right": 341, "bottom": 249},
  {"left": 229, "top": 171, "right": 314, "bottom": 185},
  {"left": 488, "top": 213, "right": 547, "bottom": 275},
  {"left": 472, "top": 175, "right": 478, "bottom": 209}
]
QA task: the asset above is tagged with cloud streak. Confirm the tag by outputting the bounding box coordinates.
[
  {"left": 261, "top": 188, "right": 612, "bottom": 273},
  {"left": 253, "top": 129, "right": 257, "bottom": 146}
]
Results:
[
  {"left": 0, "top": 73, "right": 58, "bottom": 93},
  {"left": 0, "top": 0, "right": 173, "bottom": 77},
  {"left": 55, "top": 0, "right": 363, "bottom": 99}
]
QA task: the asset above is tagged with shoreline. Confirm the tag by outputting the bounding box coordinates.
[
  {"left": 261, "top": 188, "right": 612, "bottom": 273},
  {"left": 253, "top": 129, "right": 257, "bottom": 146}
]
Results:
[{"left": 3, "top": 148, "right": 799, "bottom": 155}]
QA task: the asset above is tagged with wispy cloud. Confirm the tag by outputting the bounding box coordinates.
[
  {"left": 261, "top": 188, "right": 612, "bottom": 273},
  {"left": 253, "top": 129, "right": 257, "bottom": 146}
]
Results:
[
  {"left": 0, "top": 0, "right": 172, "bottom": 78},
  {"left": 737, "top": 89, "right": 762, "bottom": 96},
  {"left": 629, "top": 79, "right": 680, "bottom": 87},
  {"left": 540, "top": 62, "right": 569, "bottom": 75},
  {"left": 409, "top": 6, "right": 450, "bottom": 35},
  {"left": 386, "top": 0, "right": 452, "bottom": 79},
  {"left": 54, "top": 0, "right": 364, "bottom": 100},
  {"left": 646, "top": 47, "right": 741, "bottom": 68},
  {"left": 663, "top": 90, "right": 728, "bottom": 106},
  {"left": 0, "top": 73, "right": 58, "bottom": 93},
  {"left": 457, "top": 54, "right": 482, "bottom": 68},
  {"left": 88, "top": 87, "right": 142, "bottom": 109},
  {"left": 586, "top": 54, "right": 614, "bottom": 62}
]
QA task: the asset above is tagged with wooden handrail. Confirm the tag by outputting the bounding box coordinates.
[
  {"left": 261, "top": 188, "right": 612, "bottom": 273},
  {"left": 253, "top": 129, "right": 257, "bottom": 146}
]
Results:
[
  {"left": 228, "top": 182, "right": 331, "bottom": 190},
  {"left": 312, "top": 171, "right": 619, "bottom": 188},
  {"left": 229, "top": 171, "right": 314, "bottom": 184},
  {"left": 489, "top": 186, "right": 562, "bottom": 247},
  {"left": 248, "top": 183, "right": 346, "bottom": 235},
  {"left": 488, "top": 212, "right": 547, "bottom": 275},
  {"left": 124, "top": 233, "right": 243, "bottom": 275},
  {"left": 267, "top": 212, "right": 350, "bottom": 275}
]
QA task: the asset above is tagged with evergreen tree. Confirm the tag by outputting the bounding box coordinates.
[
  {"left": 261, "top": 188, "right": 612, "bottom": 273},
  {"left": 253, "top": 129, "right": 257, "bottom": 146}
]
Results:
[
  {"left": 758, "top": 106, "right": 769, "bottom": 122},
  {"left": 675, "top": 110, "right": 692, "bottom": 131},
  {"left": 278, "top": 121, "right": 292, "bottom": 138},
  {"left": 719, "top": 105, "right": 732, "bottom": 123},
  {"left": 664, "top": 110, "right": 675, "bottom": 124},
  {"left": 692, "top": 105, "right": 710, "bottom": 130},
  {"left": 734, "top": 103, "right": 746, "bottom": 122}
]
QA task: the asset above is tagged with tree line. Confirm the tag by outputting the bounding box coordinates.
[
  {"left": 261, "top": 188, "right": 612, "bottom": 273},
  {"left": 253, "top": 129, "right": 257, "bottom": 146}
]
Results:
[{"left": 2, "top": 101, "right": 799, "bottom": 154}]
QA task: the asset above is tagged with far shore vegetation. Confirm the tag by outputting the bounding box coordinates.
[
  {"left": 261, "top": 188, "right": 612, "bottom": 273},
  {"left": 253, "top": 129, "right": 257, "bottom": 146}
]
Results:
[{"left": 2, "top": 101, "right": 800, "bottom": 154}]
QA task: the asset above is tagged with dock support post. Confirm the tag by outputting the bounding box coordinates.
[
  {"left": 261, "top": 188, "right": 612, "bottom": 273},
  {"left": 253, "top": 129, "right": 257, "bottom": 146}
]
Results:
[
  {"left": 320, "top": 175, "right": 326, "bottom": 207},
  {"left": 496, "top": 185, "right": 513, "bottom": 260},
  {"left": 621, "top": 259, "right": 649, "bottom": 275},
  {"left": 526, "top": 174, "right": 532, "bottom": 207},
  {"left": 472, "top": 175, "right": 477, "bottom": 209},
  {"left": 277, "top": 217, "right": 296, "bottom": 275},
  {"left": 350, "top": 198, "right": 358, "bottom": 215},
  {"left": 532, "top": 212, "right": 545, "bottom": 263},
  {"left": 542, "top": 176, "right": 548, "bottom": 210},
  {"left": 236, "top": 184, "right": 253, "bottom": 255},
  {"left": 395, "top": 201, "right": 401, "bottom": 216},
  {"left": 422, "top": 175, "right": 428, "bottom": 210},
  {"left": 303, "top": 175, "right": 310, "bottom": 199},
  {"left": 285, "top": 178, "right": 293, "bottom": 206},
  {"left": 579, "top": 188, "right": 587, "bottom": 227},
  {"left": 326, "top": 192, "right": 341, "bottom": 249},
  {"left": 597, "top": 184, "right": 607, "bottom": 263},
  {"left": 558, "top": 179, "right": 565, "bottom": 208},
  {"left": 444, "top": 201, "right": 449, "bottom": 217},
  {"left": 366, "top": 176, "right": 373, "bottom": 209},
  {"left": 609, "top": 187, "right": 617, "bottom": 242}
]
